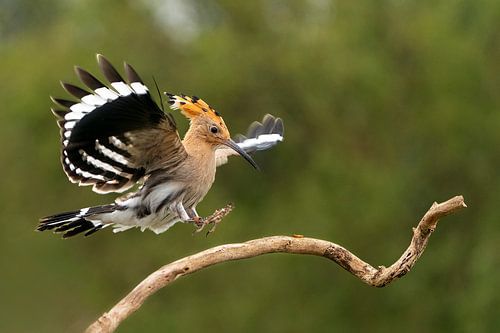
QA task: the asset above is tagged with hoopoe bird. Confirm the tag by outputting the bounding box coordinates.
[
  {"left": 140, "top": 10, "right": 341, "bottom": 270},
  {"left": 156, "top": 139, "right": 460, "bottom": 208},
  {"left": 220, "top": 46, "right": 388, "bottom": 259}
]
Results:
[{"left": 38, "top": 54, "right": 284, "bottom": 238}]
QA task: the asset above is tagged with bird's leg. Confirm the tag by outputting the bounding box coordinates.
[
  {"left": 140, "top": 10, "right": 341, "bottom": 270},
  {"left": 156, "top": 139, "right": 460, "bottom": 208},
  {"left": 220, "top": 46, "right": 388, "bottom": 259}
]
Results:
[
  {"left": 185, "top": 207, "right": 204, "bottom": 228},
  {"left": 174, "top": 203, "right": 206, "bottom": 233},
  {"left": 187, "top": 207, "right": 211, "bottom": 233},
  {"left": 174, "top": 202, "right": 191, "bottom": 222}
]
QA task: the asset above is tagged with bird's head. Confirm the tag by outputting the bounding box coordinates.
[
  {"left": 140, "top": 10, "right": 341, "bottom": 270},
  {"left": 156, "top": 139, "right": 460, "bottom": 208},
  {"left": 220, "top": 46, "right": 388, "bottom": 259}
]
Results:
[{"left": 165, "top": 93, "right": 258, "bottom": 169}]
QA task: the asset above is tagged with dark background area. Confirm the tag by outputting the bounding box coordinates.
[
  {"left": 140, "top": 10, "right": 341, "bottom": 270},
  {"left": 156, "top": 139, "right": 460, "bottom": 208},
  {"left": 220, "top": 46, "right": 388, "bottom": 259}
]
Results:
[{"left": 1, "top": 0, "right": 499, "bottom": 332}]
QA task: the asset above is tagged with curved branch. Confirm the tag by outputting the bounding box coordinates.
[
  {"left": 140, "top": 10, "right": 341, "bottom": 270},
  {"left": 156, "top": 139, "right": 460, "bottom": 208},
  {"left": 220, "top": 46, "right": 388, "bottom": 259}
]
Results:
[{"left": 86, "top": 195, "right": 466, "bottom": 333}]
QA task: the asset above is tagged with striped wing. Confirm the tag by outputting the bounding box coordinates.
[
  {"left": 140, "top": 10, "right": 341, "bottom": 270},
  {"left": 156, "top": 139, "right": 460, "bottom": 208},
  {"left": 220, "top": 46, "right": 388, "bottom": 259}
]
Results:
[
  {"left": 215, "top": 114, "right": 284, "bottom": 167},
  {"left": 52, "top": 54, "right": 186, "bottom": 194}
]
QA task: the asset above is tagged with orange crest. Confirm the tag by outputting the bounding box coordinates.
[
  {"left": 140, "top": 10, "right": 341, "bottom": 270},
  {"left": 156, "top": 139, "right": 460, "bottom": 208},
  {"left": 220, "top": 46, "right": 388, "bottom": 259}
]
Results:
[{"left": 165, "top": 93, "right": 225, "bottom": 125}]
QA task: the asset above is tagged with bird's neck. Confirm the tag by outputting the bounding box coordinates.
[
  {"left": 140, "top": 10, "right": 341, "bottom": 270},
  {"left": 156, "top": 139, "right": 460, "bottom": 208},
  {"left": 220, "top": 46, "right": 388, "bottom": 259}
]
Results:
[
  {"left": 182, "top": 129, "right": 216, "bottom": 161},
  {"left": 182, "top": 130, "right": 217, "bottom": 187}
]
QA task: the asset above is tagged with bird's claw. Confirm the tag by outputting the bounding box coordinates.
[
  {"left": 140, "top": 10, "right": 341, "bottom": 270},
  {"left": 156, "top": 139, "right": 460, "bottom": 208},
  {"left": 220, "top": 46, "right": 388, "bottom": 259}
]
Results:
[
  {"left": 191, "top": 203, "right": 234, "bottom": 236},
  {"left": 204, "top": 219, "right": 221, "bottom": 236},
  {"left": 191, "top": 216, "right": 220, "bottom": 236},
  {"left": 192, "top": 216, "right": 205, "bottom": 228},
  {"left": 190, "top": 216, "right": 207, "bottom": 235}
]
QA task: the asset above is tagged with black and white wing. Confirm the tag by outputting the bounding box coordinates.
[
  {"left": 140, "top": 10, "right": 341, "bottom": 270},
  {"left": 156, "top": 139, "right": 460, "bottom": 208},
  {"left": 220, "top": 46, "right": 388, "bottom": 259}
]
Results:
[
  {"left": 216, "top": 114, "right": 284, "bottom": 167},
  {"left": 52, "top": 54, "right": 186, "bottom": 194}
]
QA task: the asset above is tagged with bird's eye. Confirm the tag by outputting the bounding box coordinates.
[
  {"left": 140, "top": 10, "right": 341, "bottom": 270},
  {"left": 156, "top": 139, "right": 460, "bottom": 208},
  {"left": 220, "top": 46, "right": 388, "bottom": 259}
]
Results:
[{"left": 210, "top": 126, "right": 219, "bottom": 134}]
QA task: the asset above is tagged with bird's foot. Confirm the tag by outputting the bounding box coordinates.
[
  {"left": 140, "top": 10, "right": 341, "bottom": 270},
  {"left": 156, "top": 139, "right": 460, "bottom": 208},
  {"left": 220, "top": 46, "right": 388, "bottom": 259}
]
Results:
[
  {"left": 192, "top": 203, "right": 234, "bottom": 236},
  {"left": 192, "top": 216, "right": 205, "bottom": 227}
]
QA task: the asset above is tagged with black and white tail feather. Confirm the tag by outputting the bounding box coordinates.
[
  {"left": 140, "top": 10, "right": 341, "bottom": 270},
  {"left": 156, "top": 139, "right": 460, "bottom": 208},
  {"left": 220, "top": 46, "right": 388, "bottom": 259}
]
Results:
[
  {"left": 39, "top": 54, "right": 284, "bottom": 238},
  {"left": 38, "top": 205, "right": 116, "bottom": 238}
]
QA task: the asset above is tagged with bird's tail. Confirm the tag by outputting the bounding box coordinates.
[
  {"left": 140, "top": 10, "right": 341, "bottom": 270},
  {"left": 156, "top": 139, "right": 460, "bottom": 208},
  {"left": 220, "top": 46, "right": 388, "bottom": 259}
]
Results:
[{"left": 38, "top": 204, "right": 117, "bottom": 238}]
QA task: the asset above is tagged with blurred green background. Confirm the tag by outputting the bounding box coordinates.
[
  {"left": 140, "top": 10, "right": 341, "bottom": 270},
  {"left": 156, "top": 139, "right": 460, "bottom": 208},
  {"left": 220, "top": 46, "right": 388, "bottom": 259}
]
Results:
[{"left": 1, "top": 0, "right": 499, "bottom": 332}]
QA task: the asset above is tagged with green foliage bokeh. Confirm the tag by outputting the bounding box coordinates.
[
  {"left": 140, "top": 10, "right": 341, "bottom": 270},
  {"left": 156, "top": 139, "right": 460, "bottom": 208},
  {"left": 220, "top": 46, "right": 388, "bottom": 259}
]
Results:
[{"left": 1, "top": 1, "right": 499, "bottom": 332}]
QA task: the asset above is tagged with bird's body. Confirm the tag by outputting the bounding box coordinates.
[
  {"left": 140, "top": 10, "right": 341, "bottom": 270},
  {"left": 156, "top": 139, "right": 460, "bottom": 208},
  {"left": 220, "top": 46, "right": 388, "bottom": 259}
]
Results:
[
  {"left": 100, "top": 134, "right": 218, "bottom": 234},
  {"left": 38, "top": 55, "right": 284, "bottom": 237}
]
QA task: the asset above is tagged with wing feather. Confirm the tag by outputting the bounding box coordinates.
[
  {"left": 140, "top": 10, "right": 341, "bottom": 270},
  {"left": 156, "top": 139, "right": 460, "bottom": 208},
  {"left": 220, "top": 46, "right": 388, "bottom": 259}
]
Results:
[{"left": 53, "top": 55, "right": 187, "bottom": 193}]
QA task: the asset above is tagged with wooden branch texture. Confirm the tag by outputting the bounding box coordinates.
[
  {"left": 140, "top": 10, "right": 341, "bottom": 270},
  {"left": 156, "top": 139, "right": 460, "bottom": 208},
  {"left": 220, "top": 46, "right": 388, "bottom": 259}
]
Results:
[{"left": 86, "top": 195, "right": 466, "bottom": 333}]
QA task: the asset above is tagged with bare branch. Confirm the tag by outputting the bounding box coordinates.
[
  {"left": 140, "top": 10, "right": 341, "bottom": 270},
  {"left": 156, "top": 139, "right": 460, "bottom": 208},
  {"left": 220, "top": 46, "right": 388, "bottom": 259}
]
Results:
[{"left": 86, "top": 195, "right": 466, "bottom": 333}]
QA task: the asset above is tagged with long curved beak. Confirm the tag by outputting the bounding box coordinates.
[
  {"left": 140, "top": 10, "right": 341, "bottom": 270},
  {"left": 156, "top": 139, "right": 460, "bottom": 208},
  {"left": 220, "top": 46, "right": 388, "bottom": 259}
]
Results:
[{"left": 224, "top": 139, "right": 259, "bottom": 170}]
